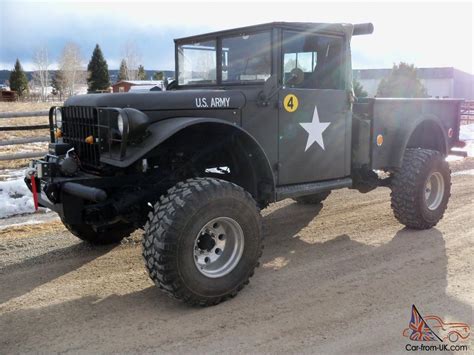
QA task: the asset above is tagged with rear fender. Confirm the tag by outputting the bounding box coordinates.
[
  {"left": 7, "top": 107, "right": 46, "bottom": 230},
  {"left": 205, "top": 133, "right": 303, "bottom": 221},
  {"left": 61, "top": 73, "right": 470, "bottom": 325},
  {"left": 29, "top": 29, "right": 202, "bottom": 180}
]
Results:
[
  {"left": 373, "top": 114, "right": 448, "bottom": 169},
  {"left": 404, "top": 115, "right": 448, "bottom": 154}
]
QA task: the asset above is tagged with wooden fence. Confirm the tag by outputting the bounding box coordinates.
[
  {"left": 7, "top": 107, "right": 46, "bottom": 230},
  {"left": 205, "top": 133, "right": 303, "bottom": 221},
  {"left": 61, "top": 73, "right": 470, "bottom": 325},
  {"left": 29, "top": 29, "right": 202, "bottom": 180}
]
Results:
[
  {"left": 460, "top": 101, "right": 474, "bottom": 124},
  {"left": 0, "top": 110, "right": 50, "bottom": 161}
]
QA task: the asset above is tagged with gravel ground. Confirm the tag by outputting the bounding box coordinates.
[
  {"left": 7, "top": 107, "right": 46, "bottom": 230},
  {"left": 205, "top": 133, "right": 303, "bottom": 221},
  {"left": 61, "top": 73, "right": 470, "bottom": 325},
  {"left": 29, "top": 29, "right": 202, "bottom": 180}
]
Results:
[{"left": 0, "top": 159, "right": 473, "bottom": 354}]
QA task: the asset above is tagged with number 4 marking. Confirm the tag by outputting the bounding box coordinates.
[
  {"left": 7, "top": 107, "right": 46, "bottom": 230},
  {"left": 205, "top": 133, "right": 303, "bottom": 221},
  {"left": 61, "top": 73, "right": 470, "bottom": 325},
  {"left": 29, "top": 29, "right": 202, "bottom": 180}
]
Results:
[{"left": 284, "top": 94, "right": 299, "bottom": 113}]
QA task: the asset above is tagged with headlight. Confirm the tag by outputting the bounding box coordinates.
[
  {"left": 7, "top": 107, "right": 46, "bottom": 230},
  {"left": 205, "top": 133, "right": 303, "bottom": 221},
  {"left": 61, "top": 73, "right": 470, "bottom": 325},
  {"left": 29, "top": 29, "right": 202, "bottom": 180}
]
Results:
[
  {"left": 122, "top": 108, "right": 151, "bottom": 140},
  {"left": 55, "top": 108, "right": 62, "bottom": 128},
  {"left": 117, "top": 113, "right": 124, "bottom": 135}
]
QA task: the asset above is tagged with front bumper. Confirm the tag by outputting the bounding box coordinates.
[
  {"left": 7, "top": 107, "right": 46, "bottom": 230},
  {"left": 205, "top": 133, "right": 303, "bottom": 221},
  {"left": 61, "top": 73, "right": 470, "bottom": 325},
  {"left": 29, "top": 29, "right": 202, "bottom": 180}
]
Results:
[
  {"left": 24, "top": 153, "right": 156, "bottom": 226},
  {"left": 25, "top": 155, "right": 105, "bottom": 221}
]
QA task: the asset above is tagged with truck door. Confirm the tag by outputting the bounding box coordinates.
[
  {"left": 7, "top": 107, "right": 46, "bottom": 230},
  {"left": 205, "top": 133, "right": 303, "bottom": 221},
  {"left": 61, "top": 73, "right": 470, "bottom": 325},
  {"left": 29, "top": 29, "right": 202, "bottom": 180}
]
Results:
[{"left": 278, "top": 30, "right": 350, "bottom": 185}]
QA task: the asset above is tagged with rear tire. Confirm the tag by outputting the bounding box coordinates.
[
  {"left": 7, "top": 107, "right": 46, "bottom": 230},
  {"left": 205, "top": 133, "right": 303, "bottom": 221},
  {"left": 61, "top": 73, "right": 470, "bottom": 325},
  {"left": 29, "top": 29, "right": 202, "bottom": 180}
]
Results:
[
  {"left": 62, "top": 219, "right": 135, "bottom": 245},
  {"left": 293, "top": 191, "right": 330, "bottom": 205},
  {"left": 391, "top": 148, "right": 451, "bottom": 229},
  {"left": 143, "top": 178, "right": 263, "bottom": 306}
]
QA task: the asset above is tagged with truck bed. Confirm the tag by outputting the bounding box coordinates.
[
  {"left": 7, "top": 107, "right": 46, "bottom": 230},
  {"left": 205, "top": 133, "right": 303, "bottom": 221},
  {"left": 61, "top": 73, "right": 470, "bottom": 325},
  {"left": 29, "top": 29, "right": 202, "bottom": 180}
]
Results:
[{"left": 353, "top": 98, "right": 463, "bottom": 170}]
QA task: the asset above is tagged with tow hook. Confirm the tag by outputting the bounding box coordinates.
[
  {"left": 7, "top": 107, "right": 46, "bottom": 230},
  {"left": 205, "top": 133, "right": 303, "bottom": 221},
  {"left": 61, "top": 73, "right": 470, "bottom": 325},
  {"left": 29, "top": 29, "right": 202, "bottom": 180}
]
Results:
[{"left": 25, "top": 168, "right": 39, "bottom": 211}]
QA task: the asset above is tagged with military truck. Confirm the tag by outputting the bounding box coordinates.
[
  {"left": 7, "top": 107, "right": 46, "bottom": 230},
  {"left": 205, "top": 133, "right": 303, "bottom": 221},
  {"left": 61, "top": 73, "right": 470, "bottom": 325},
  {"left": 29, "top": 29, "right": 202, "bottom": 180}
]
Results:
[{"left": 25, "top": 22, "right": 464, "bottom": 306}]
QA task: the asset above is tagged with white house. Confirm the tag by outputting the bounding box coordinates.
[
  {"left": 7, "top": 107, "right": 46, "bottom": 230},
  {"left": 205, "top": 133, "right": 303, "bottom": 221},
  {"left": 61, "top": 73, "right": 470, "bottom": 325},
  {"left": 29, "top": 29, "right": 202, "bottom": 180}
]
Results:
[{"left": 353, "top": 67, "right": 474, "bottom": 99}]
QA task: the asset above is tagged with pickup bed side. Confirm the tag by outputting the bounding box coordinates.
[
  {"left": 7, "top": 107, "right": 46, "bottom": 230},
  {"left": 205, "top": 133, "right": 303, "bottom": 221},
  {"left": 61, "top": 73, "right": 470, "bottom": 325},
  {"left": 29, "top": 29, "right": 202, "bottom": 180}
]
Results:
[{"left": 353, "top": 98, "right": 463, "bottom": 170}]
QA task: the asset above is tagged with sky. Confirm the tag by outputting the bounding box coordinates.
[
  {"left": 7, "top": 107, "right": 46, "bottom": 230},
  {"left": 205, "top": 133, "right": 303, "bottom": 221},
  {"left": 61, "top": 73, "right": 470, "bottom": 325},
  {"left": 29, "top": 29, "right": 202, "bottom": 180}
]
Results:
[{"left": 0, "top": 0, "right": 472, "bottom": 73}]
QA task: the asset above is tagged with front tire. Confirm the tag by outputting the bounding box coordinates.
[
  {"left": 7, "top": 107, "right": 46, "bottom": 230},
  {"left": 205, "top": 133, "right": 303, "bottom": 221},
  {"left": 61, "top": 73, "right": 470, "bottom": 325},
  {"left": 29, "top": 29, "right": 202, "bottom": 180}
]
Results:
[
  {"left": 391, "top": 148, "right": 451, "bottom": 229},
  {"left": 143, "top": 178, "right": 263, "bottom": 306}
]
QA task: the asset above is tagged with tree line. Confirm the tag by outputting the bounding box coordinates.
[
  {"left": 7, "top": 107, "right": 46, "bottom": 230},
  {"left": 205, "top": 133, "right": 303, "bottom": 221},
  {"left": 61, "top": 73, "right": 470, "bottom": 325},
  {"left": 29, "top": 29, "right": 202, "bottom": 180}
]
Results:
[
  {"left": 9, "top": 45, "right": 427, "bottom": 101},
  {"left": 353, "top": 62, "right": 428, "bottom": 99},
  {"left": 8, "top": 42, "right": 166, "bottom": 101}
]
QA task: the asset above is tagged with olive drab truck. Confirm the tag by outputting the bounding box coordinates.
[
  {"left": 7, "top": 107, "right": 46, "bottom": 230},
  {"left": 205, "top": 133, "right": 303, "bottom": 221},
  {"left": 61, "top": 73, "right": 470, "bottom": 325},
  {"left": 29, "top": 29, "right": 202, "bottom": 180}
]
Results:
[{"left": 25, "top": 22, "right": 465, "bottom": 306}]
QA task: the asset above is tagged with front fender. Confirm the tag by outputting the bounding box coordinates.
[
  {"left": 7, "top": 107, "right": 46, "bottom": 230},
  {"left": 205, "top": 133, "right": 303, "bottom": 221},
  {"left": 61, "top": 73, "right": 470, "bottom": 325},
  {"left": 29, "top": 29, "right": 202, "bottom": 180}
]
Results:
[
  {"left": 101, "top": 116, "right": 276, "bottom": 202},
  {"left": 100, "top": 116, "right": 273, "bottom": 173}
]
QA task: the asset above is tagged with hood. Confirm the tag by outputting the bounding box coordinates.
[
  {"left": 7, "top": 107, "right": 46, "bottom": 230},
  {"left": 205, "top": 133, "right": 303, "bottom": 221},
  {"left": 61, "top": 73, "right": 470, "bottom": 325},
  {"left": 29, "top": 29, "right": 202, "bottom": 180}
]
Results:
[{"left": 64, "top": 90, "right": 246, "bottom": 111}]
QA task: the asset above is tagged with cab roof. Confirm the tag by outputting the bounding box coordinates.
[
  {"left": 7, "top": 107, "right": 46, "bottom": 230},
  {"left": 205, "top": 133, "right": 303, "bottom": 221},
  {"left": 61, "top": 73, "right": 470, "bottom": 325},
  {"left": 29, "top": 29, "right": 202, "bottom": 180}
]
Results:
[{"left": 174, "top": 22, "right": 357, "bottom": 43}]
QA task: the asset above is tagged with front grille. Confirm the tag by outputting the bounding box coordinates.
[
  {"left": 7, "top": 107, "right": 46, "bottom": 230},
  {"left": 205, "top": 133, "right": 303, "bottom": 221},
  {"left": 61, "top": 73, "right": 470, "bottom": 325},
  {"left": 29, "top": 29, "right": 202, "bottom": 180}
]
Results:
[{"left": 61, "top": 106, "right": 101, "bottom": 168}]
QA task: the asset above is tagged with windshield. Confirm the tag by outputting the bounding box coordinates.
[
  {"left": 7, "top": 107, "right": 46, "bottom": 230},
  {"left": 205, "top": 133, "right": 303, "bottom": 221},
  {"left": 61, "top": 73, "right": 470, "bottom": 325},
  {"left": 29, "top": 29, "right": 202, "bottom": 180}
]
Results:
[
  {"left": 178, "top": 40, "right": 217, "bottom": 85},
  {"left": 177, "top": 31, "right": 272, "bottom": 86}
]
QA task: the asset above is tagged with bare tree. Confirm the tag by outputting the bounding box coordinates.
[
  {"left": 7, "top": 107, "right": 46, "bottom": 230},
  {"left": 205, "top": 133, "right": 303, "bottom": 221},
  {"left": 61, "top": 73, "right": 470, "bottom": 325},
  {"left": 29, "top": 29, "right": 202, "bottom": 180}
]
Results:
[
  {"left": 59, "top": 42, "right": 86, "bottom": 96},
  {"left": 122, "top": 41, "right": 142, "bottom": 80},
  {"left": 32, "top": 46, "right": 50, "bottom": 101}
]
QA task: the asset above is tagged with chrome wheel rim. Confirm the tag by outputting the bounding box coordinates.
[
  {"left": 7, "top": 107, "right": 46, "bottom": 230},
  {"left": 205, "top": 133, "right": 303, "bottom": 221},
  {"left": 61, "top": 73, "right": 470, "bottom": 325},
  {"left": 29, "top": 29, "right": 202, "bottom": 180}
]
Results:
[
  {"left": 424, "top": 172, "right": 444, "bottom": 211},
  {"left": 193, "top": 217, "right": 244, "bottom": 278}
]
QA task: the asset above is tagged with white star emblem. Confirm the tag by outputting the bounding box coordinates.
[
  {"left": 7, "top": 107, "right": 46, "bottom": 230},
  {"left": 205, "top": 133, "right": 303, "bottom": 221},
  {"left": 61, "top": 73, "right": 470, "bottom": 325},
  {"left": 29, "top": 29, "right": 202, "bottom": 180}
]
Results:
[{"left": 300, "top": 106, "right": 331, "bottom": 151}]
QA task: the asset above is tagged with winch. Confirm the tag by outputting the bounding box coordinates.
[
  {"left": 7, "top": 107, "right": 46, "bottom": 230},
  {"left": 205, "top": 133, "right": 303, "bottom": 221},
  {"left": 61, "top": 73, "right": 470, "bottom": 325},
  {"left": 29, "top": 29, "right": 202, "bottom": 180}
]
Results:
[{"left": 58, "top": 148, "right": 79, "bottom": 177}]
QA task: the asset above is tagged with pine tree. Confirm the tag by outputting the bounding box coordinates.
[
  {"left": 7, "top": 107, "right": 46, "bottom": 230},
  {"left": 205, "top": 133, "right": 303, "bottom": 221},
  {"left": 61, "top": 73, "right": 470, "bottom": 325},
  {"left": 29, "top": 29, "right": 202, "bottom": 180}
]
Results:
[
  {"left": 9, "top": 59, "right": 29, "bottom": 96},
  {"left": 118, "top": 59, "right": 128, "bottom": 81},
  {"left": 153, "top": 71, "right": 163, "bottom": 80},
  {"left": 137, "top": 65, "right": 146, "bottom": 80},
  {"left": 51, "top": 70, "right": 67, "bottom": 98},
  {"left": 377, "top": 62, "right": 427, "bottom": 98},
  {"left": 87, "top": 44, "right": 110, "bottom": 92},
  {"left": 353, "top": 78, "right": 368, "bottom": 98}
]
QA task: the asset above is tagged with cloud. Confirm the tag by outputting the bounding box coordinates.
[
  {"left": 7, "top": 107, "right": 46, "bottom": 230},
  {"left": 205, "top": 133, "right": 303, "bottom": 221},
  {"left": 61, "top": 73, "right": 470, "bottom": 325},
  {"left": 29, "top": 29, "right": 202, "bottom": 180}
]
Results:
[
  {"left": 0, "top": 1, "right": 472, "bottom": 73},
  {"left": 0, "top": 25, "right": 185, "bottom": 71},
  {"left": 0, "top": 1, "right": 209, "bottom": 70}
]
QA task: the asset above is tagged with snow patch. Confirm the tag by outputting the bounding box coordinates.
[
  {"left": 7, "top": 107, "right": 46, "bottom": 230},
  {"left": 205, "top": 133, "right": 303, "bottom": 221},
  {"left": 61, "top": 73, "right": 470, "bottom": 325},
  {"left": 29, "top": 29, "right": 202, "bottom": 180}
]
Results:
[
  {"left": 447, "top": 124, "right": 474, "bottom": 161},
  {"left": 459, "top": 124, "right": 474, "bottom": 158},
  {"left": 445, "top": 155, "right": 463, "bottom": 162},
  {"left": 459, "top": 123, "right": 474, "bottom": 142},
  {"left": 0, "top": 171, "right": 37, "bottom": 219},
  {"left": 452, "top": 169, "right": 474, "bottom": 176}
]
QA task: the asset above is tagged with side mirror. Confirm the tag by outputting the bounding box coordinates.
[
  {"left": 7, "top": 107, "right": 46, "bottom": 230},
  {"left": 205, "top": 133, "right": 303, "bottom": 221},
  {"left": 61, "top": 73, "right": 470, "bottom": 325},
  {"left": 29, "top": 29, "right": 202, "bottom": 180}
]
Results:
[
  {"left": 166, "top": 80, "right": 178, "bottom": 91},
  {"left": 258, "top": 75, "right": 279, "bottom": 106},
  {"left": 286, "top": 68, "right": 304, "bottom": 86}
]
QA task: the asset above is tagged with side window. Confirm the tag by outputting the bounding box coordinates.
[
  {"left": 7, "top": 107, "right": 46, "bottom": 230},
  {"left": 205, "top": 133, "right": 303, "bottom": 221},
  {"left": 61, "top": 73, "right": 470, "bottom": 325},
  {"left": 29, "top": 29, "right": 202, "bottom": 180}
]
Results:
[
  {"left": 282, "top": 31, "right": 344, "bottom": 90},
  {"left": 221, "top": 32, "right": 271, "bottom": 83}
]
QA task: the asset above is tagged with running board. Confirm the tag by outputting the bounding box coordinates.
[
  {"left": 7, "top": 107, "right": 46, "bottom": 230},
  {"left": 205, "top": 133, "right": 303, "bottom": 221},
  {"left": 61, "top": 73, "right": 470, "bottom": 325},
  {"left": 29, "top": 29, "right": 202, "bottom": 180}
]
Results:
[{"left": 275, "top": 177, "right": 352, "bottom": 201}]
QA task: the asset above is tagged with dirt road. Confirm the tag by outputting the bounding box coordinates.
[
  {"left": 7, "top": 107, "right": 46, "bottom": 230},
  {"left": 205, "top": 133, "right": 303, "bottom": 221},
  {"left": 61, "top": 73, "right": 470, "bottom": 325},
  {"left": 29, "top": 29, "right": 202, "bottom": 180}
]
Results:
[{"left": 1, "top": 161, "right": 473, "bottom": 354}]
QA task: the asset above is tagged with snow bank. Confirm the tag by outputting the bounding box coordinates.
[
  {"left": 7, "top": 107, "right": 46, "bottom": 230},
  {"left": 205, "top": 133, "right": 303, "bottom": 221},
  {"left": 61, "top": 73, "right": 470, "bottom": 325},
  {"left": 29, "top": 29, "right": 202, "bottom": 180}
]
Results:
[
  {"left": 452, "top": 169, "right": 474, "bottom": 176},
  {"left": 459, "top": 123, "right": 474, "bottom": 157},
  {"left": 446, "top": 124, "right": 474, "bottom": 161},
  {"left": 459, "top": 123, "right": 474, "bottom": 141},
  {"left": 0, "top": 172, "right": 36, "bottom": 219}
]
